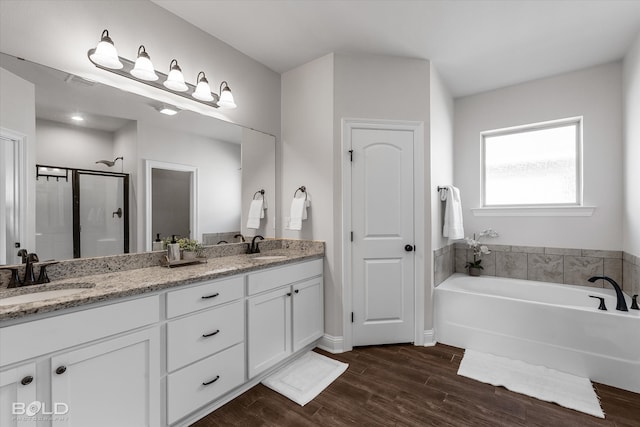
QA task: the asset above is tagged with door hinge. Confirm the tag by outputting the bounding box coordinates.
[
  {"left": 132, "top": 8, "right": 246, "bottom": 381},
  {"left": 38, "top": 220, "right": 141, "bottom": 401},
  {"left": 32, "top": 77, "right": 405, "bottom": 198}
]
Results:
[
  {"left": 348, "top": 149, "right": 353, "bottom": 162},
  {"left": 351, "top": 312, "right": 354, "bottom": 323},
  {"left": 350, "top": 231, "right": 353, "bottom": 242}
]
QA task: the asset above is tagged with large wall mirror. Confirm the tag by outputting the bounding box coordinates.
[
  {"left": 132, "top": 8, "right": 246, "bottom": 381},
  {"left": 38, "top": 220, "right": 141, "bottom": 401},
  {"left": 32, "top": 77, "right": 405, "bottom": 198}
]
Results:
[{"left": 0, "top": 52, "right": 276, "bottom": 264}]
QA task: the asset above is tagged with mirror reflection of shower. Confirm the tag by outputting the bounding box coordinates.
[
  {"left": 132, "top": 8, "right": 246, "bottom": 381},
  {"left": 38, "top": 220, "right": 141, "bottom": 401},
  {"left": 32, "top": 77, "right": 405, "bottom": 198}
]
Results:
[{"left": 95, "top": 156, "right": 124, "bottom": 172}]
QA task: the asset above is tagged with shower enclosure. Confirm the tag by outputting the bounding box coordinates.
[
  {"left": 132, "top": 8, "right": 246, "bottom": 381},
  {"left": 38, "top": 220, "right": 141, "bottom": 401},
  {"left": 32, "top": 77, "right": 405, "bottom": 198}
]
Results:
[{"left": 36, "top": 165, "right": 129, "bottom": 260}]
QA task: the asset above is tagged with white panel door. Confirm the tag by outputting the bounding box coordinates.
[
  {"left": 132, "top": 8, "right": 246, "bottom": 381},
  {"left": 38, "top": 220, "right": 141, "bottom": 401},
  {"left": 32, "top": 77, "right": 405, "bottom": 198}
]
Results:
[
  {"left": 351, "top": 128, "right": 415, "bottom": 346},
  {"left": 0, "top": 362, "right": 36, "bottom": 427},
  {"left": 292, "top": 276, "right": 324, "bottom": 352}
]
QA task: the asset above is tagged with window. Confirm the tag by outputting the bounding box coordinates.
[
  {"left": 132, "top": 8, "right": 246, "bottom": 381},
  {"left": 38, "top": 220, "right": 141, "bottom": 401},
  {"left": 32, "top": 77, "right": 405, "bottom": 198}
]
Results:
[{"left": 481, "top": 117, "right": 582, "bottom": 207}]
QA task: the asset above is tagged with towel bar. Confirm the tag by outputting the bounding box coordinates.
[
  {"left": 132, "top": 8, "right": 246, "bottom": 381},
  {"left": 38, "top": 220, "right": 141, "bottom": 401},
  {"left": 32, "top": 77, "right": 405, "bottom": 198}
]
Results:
[{"left": 294, "top": 186, "right": 307, "bottom": 200}]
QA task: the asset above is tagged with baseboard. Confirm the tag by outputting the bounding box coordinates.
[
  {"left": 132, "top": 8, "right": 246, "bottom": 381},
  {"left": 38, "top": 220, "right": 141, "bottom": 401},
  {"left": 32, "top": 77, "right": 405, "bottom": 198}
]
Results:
[
  {"left": 317, "top": 334, "right": 345, "bottom": 353},
  {"left": 423, "top": 329, "right": 436, "bottom": 347}
]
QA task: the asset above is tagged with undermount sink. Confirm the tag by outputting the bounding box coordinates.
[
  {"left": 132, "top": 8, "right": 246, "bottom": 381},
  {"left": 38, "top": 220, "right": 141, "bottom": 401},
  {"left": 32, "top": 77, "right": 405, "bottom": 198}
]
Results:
[
  {"left": 0, "top": 283, "right": 95, "bottom": 307},
  {"left": 251, "top": 255, "right": 288, "bottom": 261}
]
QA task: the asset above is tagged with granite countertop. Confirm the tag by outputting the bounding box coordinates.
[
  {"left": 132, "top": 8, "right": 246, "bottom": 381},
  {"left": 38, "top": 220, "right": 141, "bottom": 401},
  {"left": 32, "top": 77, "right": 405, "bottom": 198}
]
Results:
[{"left": 0, "top": 247, "right": 323, "bottom": 322}]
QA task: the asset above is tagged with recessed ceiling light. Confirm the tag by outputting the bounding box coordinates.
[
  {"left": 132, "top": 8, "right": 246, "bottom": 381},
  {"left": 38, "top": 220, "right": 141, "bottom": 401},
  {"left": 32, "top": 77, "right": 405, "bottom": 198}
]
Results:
[
  {"left": 71, "top": 115, "right": 84, "bottom": 122},
  {"left": 155, "top": 105, "right": 179, "bottom": 116}
]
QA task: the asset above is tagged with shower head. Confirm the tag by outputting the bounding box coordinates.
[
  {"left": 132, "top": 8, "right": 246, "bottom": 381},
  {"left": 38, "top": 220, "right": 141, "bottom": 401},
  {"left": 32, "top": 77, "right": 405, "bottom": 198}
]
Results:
[{"left": 95, "top": 156, "right": 123, "bottom": 167}]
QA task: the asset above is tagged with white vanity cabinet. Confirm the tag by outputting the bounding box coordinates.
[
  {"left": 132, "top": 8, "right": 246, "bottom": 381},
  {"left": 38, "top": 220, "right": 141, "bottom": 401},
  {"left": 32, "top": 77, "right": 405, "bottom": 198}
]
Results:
[
  {"left": 165, "top": 276, "right": 246, "bottom": 425},
  {"left": 0, "top": 295, "right": 161, "bottom": 427},
  {"left": 246, "top": 259, "right": 323, "bottom": 378},
  {"left": 0, "top": 362, "right": 37, "bottom": 427}
]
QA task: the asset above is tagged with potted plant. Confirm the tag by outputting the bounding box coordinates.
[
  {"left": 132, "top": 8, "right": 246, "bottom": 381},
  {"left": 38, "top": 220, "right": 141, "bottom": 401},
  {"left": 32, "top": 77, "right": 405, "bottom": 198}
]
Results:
[
  {"left": 464, "top": 229, "right": 499, "bottom": 276},
  {"left": 177, "top": 238, "right": 203, "bottom": 260}
]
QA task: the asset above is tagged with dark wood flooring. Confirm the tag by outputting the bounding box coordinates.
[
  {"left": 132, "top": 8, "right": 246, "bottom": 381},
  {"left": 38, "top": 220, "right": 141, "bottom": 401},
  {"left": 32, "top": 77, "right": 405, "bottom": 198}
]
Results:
[{"left": 191, "top": 343, "right": 640, "bottom": 426}]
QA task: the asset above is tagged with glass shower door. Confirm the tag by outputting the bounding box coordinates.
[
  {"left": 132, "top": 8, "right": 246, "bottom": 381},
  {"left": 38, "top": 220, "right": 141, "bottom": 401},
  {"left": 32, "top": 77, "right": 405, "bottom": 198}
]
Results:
[{"left": 75, "top": 171, "right": 129, "bottom": 258}]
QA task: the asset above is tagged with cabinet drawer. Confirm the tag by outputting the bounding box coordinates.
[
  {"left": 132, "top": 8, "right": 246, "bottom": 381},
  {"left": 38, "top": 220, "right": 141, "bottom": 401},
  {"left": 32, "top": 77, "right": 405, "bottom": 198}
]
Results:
[
  {"left": 247, "top": 258, "right": 323, "bottom": 295},
  {"left": 167, "top": 300, "right": 244, "bottom": 371},
  {"left": 0, "top": 295, "right": 159, "bottom": 366},
  {"left": 166, "top": 275, "right": 244, "bottom": 318},
  {"left": 167, "top": 342, "right": 245, "bottom": 425}
]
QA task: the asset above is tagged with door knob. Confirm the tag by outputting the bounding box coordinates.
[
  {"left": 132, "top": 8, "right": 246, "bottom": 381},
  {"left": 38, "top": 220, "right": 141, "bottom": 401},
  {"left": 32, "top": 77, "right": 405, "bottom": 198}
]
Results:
[{"left": 404, "top": 245, "right": 414, "bottom": 252}]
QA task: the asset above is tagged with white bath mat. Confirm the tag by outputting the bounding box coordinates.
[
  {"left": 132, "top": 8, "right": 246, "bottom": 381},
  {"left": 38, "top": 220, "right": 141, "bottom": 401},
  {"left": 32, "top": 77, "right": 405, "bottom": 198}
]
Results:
[
  {"left": 458, "top": 349, "right": 604, "bottom": 418},
  {"left": 262, "top": 351, "right": 348, "bottom": 406}
]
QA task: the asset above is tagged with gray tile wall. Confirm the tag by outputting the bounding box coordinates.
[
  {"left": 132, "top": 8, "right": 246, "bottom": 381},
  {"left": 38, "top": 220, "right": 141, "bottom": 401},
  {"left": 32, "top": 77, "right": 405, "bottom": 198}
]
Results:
[{"left": 433, "top": 243, "right": 639, "bottom": 296}]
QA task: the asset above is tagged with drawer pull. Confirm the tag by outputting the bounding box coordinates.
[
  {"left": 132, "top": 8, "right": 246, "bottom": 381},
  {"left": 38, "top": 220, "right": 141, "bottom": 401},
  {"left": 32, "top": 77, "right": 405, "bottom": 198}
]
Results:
[
  {"left": 202, "top": 375, "right": 220, "bottom": 386},
  {"left": 55, "top": 366, "right": 67, "bottom": 375},
  {"left": 201, "top": 292, "right": 220, "bottom": 299},
  {"left": 202, "top": 329, "right": 221, "bottom": 338},
  {"left": 21, "top": 376, "right": 33, "bottom": 385}
]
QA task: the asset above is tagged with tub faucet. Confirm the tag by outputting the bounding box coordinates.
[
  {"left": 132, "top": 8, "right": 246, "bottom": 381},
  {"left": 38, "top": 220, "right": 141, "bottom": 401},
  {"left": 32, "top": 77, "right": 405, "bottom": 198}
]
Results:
[{"left": 588, "top": 276, "right": 628, "bottom": 312}]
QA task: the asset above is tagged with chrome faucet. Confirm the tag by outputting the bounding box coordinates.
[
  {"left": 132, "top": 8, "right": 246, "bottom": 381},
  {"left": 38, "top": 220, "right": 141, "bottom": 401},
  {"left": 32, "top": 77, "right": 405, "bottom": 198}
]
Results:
[
  {"left": 247, "top": 235, "right": 264, "bottom": 254},
  {"left": 588, "top": 276, "right": 628, "bottom": 312}
]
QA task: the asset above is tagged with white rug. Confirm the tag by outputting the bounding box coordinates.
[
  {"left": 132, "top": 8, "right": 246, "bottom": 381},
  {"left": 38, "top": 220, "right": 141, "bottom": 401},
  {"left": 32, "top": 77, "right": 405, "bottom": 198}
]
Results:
[
  {"left": 262, "top": 351, "right": 348, "bottom": 406},
  {"left": 458, "top": 349, "right": 604, "bottom": 418}
]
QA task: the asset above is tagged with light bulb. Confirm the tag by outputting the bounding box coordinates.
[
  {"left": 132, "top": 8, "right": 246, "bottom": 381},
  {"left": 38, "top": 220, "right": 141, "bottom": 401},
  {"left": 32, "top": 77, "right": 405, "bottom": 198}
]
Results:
[
  {"left": 163, "top": 59, "right": 188, "bottom": 92},
  {"left": 130, "top": 45, "right": 158, "bottom": 81},
  {"left": 193, "top": 72, "right": 214, "bottom": 102},
  {"left": 89, "top": 30, "right": 123, "bottom": 70}
]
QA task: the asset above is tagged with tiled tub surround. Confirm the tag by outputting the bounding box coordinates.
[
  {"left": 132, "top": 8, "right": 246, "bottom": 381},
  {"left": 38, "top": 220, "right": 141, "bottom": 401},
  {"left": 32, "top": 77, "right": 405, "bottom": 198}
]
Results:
[
  {"left": 0, "top": 239, "right": 324, "bottom": 320},
  {"left": 434, "top": 243, "right": 640, "bottom": 296}
]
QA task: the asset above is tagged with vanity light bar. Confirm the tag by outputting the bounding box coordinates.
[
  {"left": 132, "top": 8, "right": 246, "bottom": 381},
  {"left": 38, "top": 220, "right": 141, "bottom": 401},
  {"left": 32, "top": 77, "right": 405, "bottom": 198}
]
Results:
[{"left": 87, "top": 30, "right": 236, "bottom": 109}]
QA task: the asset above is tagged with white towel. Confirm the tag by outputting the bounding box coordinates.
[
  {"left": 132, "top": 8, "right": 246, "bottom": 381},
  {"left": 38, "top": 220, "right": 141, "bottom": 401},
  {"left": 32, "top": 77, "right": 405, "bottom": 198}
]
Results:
[
  {"left": 288, "top": 197, "right": 307, "bottom": 231},
  {"left": 442, "top": 185, "right": 464, "bottom": 240},
  {"left": 247, "top": 199, "right": 264, "bottom": 229}
]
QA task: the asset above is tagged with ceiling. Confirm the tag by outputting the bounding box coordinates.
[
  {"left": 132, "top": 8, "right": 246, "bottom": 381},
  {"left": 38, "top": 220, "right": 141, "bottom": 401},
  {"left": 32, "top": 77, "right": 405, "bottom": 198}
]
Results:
[{"left": 151, "top": 0, "right": 640, "bottom": 97}]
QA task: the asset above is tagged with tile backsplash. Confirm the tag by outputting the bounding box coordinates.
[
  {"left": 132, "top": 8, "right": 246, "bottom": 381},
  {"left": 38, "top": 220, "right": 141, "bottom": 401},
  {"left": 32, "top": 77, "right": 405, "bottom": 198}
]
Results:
[{"left": 434, "top": 243, "right": 640, "bottom": 296}]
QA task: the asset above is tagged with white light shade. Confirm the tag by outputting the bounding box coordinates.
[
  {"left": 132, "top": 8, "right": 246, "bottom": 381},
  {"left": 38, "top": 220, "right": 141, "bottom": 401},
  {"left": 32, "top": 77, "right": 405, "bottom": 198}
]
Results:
[
  {"left": 218, "top": 85, "right": 237, "bottom": 109},
  {"left": 163, "top": 59, "right": 188, "bottom": 92},
  {"left": 89, "top": 30, "right": 123, "bottom": 70},
  {"left": 130, "top": 46, "right": 158, "bottom": 81},
  {"left": 193, "top": 72, "right": 213, "bottom": 101}
]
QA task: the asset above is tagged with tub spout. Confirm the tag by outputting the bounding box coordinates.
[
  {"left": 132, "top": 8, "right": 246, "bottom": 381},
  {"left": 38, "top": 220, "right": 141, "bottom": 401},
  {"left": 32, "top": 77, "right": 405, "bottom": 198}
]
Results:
[{"left": 587, "top": 276, "right": 628, "bottom": 312}]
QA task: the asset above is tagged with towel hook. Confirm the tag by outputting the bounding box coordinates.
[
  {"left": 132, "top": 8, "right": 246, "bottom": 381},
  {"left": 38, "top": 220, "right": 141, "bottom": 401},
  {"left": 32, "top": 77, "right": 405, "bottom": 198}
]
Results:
[
  {"left": 437, "top": 186, "right": 449, "bottom": 192},
  {"left": 294, "top": 186, "right": 307, "bottom": 200},
  {"left": 253, "top": 189, "right": 265, "bottom": 200}
]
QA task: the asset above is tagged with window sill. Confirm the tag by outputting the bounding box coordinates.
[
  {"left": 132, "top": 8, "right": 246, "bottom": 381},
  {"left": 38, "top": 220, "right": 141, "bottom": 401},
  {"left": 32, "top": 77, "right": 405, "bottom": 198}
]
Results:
[{"left": 471, "top": 206, "right": 596, "bottom": 217}]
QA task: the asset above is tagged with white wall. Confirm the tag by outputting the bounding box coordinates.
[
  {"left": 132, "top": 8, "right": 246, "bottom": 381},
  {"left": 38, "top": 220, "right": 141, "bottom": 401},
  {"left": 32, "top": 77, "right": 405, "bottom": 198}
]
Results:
[
  {"left": 454, "top": 62, "right": 623, "bottom": 250},
  {"left": 0, "top": 0, "right": 280, "bottom": 139},
  {"left": 623, "top": 31, "right": 640, "bottom": 256},
  {"left": 0, "top": 67, "right": 36, "bottom": 254},
  {"left": 36, "top": 119, "right": 115, "bottom": 169},
  {"left": 137, "top": 123, "right": 241, "bottom": 248},
  {"left": 281, "top": 53, "right": 432, "bottom": 341},
  {"left": 281, "top": 53, "right": 335, "bottom": 331},
  {"left": 430, "top": 65, "right": 455, "bottom": 251}
]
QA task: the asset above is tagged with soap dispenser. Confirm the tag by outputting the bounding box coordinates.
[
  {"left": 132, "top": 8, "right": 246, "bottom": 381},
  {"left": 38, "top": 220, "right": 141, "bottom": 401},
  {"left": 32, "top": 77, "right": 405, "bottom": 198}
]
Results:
[
  {"left": 167, "top": 235, "right": 180, "bottom": 262},
  {"left": 152, "top": 233, "right": 164, "bottom": 251}
]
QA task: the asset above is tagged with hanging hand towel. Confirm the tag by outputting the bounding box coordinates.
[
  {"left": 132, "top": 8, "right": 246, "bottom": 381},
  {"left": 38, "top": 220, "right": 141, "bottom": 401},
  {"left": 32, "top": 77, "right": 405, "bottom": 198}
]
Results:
[
  {"left": 247, "top": 199, "right": 264, "bottom": 229},
  {"left": 288, "top": 197, "right": 307, "bottom": 231},
  {"left": 442, "top": 185, "right": 465, "bottom": 240}
]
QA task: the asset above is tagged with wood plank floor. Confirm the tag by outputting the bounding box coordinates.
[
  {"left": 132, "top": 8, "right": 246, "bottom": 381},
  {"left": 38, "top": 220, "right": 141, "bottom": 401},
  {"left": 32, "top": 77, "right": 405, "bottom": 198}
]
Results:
[{"left": 191, "top": 344, "right": 640, "bottom": 426}]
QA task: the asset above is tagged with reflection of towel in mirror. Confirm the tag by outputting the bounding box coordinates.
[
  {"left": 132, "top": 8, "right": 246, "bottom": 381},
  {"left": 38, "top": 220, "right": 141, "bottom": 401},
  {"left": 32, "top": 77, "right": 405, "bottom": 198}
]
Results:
[
  {"left": 288, "top": 197, "right": 307, "bottom": 231},
  {"left": 247, "top": 199, "right": 264, "bottom": 229}
]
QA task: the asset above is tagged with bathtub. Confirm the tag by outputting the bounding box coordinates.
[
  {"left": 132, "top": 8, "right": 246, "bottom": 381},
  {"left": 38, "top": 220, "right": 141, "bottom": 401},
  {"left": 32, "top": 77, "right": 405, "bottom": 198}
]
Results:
[{"left": 434, "top": 273, "right": 640, "bottom": 393}]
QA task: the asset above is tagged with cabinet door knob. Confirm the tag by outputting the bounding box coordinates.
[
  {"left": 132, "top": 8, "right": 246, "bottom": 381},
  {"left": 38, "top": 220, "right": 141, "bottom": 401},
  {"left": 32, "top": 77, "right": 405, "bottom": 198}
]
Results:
[
  {"left": 294, "top": 289, "right": 299, "bottom": 294},
  {"left": 202, "top": 375, "right": 220, "bottom": 386},
  {"left": 201, "top": 292, "right": 220, "bottom": 299},
  {"left": 55, "top": 366, "right": 67, "bottom": 375},
  {"left": 286, "top": 292, "right": 292, "bottom": 297},
  {"left": 21, "top": 375, "right": 34, "bottom": 385},
  {"left": 202, "top": 329, "right": 220, "bottom": 338}
]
